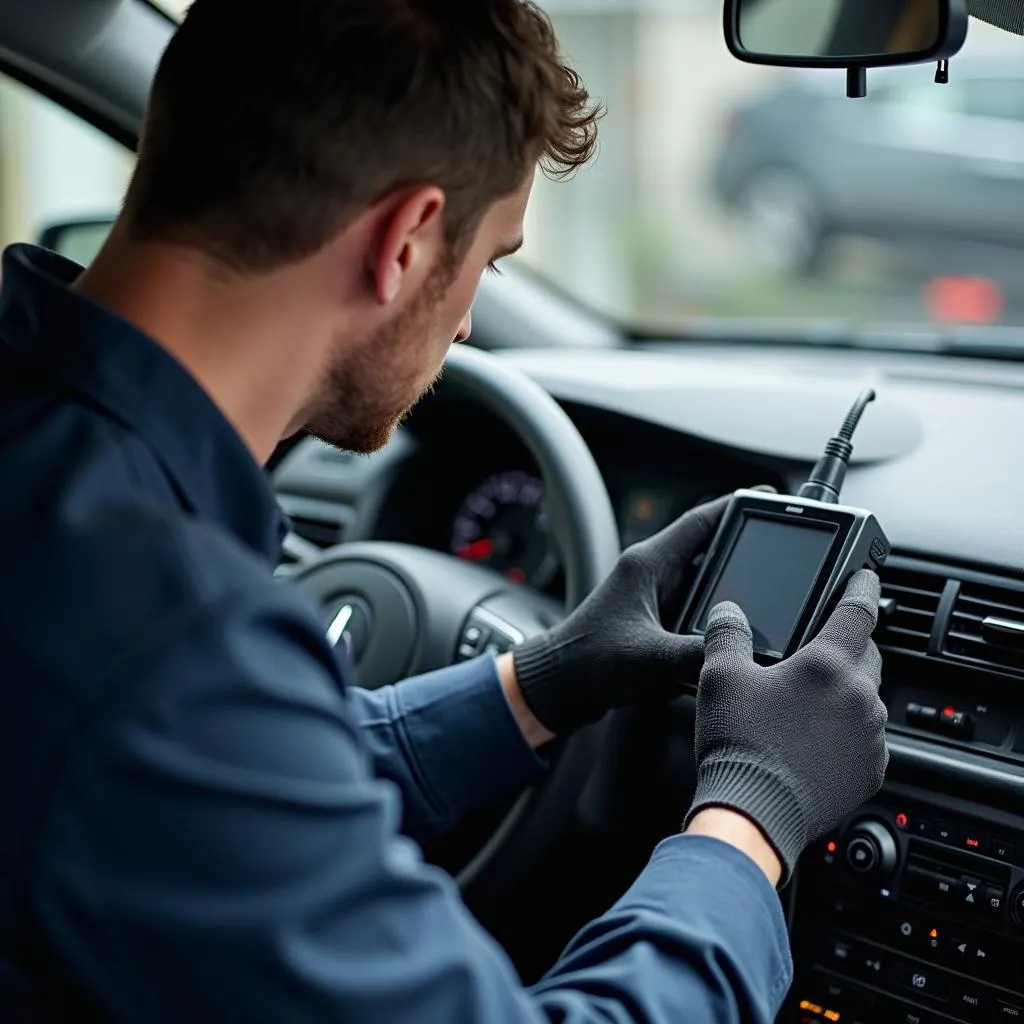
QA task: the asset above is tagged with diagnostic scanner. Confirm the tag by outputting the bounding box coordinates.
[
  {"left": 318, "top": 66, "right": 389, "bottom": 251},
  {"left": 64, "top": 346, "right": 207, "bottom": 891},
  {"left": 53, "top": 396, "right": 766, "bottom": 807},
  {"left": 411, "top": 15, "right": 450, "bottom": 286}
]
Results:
[{"left": 679, "top": 389, "right": 890, "bottom": 661}]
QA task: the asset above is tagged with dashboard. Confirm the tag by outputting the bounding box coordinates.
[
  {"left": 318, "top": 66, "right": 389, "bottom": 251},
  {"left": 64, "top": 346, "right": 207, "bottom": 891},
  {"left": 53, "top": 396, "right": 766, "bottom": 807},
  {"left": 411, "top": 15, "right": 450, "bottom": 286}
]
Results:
[
  {"left": 273, "top": 396, "right": 780, "bottom": 601},
  {"left": 272, "top": 341, "right": 1024, "bottom": 1024}
]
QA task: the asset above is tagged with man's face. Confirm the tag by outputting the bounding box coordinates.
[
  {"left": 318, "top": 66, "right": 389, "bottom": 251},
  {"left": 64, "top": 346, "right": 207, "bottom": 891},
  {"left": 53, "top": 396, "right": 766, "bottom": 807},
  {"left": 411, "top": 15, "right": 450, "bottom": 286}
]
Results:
[{"left": 306, "top": 176, "right": 532, "bottom": 453}]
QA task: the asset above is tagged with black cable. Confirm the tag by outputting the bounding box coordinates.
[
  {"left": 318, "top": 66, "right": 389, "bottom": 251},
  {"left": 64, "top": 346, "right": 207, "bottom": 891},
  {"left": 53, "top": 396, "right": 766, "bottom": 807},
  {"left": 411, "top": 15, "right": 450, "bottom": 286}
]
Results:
[
  {"left": 837, "top": 388, "right": 876, "bottom": 442},
  {"left": 797, "top": 389, "right": 876, "bottom": 504}
]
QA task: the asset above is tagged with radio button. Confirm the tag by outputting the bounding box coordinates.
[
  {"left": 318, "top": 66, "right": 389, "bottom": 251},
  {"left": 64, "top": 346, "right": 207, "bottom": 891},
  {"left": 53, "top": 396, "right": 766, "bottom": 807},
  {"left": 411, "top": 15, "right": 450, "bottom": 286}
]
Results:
[
  {"left": 892, "top": 1007, "right": 937, "bottom": 1024},
  {"left": 888, "top": 958, "right": 952, "bottom": 1001},
  {"left": 905, "top": 867, "right": 958, "bottom": 904},
  {"left": 971, "top": 940, "right": 993, "bottom": 965},
  {"left": 889, "top": 1005, "right": 942, "bottom": 1024},
  {"left": 950, "top": 983, "right": 987, "bottom": 1021},
  {"left": 911, "top": 817, "right": 935, "bottom": 840},
  {"left": 959, "top": 876, "right": 983, "bottom": 910},
  {"left": 847, "top": 836, "right": 878, "bottom": 872},
  {"left": 906, "top": 703, "right": 939, "bottom": 727},
  {"left": 859, "top": 950, "right": 885, "bottom": 978},
  {"left": 985, "top": 885, "right": 1005, "bottom": 918},
  {"left": 960, "top": 831, "right": 988, "bottom": 855},
  {"left": 992, "top": 837, "right": 1015, "bottom": 862},
  {"left": 828, "top": 939, "right": 856, "bottom": 966},
  {"left": 810, "top": 971, "right": 875, "bottom": 1011}
]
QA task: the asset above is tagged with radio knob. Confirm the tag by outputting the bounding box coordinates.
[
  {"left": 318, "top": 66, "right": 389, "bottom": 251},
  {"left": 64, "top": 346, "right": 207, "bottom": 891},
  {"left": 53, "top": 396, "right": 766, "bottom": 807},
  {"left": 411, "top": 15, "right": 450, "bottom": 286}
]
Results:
[{"left": 844, "top": 819, "right": 899, "bottom": 877}]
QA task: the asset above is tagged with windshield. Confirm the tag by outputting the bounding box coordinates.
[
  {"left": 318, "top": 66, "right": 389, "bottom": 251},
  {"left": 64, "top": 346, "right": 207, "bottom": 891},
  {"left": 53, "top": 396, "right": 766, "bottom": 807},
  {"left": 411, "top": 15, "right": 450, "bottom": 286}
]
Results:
[{"left": 152, "top": 1, "right": 1024, "bottom": 335}]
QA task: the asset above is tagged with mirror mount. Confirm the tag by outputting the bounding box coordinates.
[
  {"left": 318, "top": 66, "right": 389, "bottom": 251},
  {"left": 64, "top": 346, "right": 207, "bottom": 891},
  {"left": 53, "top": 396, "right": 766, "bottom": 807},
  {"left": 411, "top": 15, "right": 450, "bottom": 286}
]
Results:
[
  {"left": 846, "top": 67, "right": 867, "bottom": 99},
  {"left": 723, "top": 0, "right": 969, "bottom": 98}
]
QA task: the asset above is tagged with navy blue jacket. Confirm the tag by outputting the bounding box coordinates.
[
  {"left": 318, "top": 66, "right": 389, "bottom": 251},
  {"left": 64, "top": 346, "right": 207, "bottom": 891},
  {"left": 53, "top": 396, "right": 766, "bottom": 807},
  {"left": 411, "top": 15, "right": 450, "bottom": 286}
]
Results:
[{"left": 0, "top": 243, "right": 792, "bottom": 1022}]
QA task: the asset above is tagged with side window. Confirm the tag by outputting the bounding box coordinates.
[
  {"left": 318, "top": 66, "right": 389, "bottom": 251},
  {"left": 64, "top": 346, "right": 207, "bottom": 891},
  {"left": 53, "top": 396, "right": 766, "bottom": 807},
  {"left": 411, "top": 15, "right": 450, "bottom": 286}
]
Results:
[
  {"left": 962, "top": 77, "right": 1024, "bottom": 123},
  {"left": 0, "top": 73, "right": 131, "bottom": 267}
]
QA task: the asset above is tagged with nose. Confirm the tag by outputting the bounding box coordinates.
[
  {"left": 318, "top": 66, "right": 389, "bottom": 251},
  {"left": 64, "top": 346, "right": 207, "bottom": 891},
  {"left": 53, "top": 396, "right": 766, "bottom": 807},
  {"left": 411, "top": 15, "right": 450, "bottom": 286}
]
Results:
[{"left": 455, "top": 310, "right": 472, "bottom": 343}]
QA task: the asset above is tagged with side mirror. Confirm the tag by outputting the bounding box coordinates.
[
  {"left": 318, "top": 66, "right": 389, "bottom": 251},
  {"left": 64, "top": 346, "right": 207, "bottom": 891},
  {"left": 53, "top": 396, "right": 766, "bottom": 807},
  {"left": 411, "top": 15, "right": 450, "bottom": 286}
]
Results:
[
  {"left": 724, "top": 0, "right": 969, "bottom": 97},
  {"left": 37, "top": 217, "right": 116, "bottom": 265}
]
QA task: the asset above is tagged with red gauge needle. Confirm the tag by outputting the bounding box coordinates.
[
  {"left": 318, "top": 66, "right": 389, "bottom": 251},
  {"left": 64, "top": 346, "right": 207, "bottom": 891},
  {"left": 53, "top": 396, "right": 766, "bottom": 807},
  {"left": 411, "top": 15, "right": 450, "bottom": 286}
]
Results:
[{"left": 458, "top": 538, "right": 494, "bottom": 561}]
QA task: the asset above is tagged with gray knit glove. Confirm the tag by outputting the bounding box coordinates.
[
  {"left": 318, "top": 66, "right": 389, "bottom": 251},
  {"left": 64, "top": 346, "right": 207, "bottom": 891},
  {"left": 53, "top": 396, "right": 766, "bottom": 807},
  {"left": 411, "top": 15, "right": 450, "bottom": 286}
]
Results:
[
  {"left": 512, "top": 493, "right": 735, "bottom": 736},
  {"left": 684, "top": 569, "right": 888, "bottom": 882}
]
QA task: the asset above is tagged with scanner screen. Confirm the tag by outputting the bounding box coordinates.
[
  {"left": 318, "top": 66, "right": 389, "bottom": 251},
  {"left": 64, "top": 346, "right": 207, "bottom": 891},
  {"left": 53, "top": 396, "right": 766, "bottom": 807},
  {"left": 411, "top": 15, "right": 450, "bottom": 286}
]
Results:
[{"left": 699, "top": 515, "right": 837, "bottom": 655}]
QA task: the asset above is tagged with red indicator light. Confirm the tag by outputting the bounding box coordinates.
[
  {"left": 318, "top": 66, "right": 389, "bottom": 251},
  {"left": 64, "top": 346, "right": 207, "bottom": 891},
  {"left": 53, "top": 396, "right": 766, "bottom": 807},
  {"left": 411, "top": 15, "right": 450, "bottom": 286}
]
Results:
[
  {"left": 930, "top": 928, "right": 939, "bottom": 939},
  {"left": 458, "top": 538, "right": 494, "bottom": 562},
  {"left": 966, "top": 836, "right": 980, "bottom": 848},
  {"left": 827, "top": 841, "right": 837, "bottom": 853},
  {"left": 895, "top": 813, "right": 909, "bottom": 829},
  {"left": 943, "top": 706, "right": 956, "bottom": 718}
]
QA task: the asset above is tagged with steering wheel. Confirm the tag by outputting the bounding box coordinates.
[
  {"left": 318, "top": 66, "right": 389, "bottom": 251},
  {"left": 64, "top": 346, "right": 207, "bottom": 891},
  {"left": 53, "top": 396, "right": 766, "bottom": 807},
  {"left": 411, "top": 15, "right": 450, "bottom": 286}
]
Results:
[{"left": 289, "top": 344, "right": 620, "bottom": 903}]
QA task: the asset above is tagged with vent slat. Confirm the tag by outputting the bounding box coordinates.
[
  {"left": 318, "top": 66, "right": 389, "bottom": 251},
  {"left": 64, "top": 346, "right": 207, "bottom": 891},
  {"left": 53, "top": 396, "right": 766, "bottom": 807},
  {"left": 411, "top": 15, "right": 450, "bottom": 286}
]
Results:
[
  {"left": 948, "top": 629, "right": 984, "bottom": 643},
  {"left": 876, "top": 565, "right": 944, "bottom": 655},
  {"left": 950, "top": 611, "right": 983, "bottom": 626},
  {"left": 883, "top": 584, "right": 942, "bottom": 603},
  {"left": 897, "top": 607, "right": 937, "bottom": 621},
  {"left": 943, "top": 581, "right": 1024, "bottom": 676},
  {"left": 275, "top": 494, "right": 354, "bottom": 568},
  {"left": 887, "top": 625, "right": 932, "bottom": 641},
  {"left": 290, "top": 515, "right": 345, "bottom": 549},
  {"left": 957, "top": 595, "right": 1024, "bottom": 618}
]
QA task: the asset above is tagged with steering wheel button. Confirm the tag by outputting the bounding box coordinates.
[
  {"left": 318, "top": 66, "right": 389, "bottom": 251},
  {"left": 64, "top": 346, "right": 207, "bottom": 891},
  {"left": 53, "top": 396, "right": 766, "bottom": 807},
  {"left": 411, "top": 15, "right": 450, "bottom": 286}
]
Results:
[{"left": 461, "top": 624, "right": 490, "bottom": 653}]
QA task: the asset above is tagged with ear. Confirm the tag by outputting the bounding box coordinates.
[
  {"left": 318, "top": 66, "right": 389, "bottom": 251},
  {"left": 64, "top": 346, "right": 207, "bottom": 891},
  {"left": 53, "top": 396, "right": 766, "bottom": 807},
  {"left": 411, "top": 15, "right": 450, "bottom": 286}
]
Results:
[{"left": 369, "top": 186, "right": 447, "bottom": 306}]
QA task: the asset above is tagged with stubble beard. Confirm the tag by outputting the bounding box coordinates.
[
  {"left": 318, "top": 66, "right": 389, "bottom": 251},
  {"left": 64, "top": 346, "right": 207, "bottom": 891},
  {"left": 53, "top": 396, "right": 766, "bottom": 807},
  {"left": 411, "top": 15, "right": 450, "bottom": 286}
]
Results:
[{"left": 306, "top": 261, "right": 455, "bottom": 454}]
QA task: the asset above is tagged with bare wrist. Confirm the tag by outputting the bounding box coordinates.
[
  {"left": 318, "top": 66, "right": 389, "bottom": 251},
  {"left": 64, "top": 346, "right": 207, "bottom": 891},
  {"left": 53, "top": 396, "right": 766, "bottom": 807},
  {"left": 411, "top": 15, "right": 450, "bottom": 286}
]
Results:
[
  {"left": 685, "top": 807, "right": 783, "bottom": 886},
  {"left": 497, "top": 653, "right": 556, "bottom": 750}
]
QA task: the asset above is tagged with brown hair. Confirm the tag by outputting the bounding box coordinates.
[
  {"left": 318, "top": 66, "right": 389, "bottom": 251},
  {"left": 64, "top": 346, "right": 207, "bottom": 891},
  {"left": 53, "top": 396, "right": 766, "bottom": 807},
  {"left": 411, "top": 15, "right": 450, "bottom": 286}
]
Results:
[{"left": 123, "top": 0, "right": 601, "bottom": 272}]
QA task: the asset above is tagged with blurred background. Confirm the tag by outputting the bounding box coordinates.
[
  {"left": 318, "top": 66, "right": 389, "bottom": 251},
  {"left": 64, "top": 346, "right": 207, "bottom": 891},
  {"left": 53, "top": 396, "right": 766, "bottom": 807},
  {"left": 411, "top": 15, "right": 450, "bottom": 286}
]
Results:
[{"left": 6, "top": 0, "right": 1024, "bottom": 332}]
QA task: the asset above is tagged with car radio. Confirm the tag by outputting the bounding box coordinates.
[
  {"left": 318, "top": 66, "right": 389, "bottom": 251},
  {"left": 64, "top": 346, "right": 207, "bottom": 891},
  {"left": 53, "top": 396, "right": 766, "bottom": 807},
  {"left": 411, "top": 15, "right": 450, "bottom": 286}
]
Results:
[{"left": 784, "top": 785, "right": 1024, "bottom": 1023}]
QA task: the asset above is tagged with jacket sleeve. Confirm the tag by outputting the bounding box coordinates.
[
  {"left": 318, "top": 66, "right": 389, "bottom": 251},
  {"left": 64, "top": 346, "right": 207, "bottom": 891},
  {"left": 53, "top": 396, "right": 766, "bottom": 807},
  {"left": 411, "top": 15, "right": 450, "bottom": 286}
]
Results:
[
  {"left": 347, "top": 655, "right": 546, "bottom": 842},
  {"left": 30, "top": 584, "right": 793, "bottom": 1024}
]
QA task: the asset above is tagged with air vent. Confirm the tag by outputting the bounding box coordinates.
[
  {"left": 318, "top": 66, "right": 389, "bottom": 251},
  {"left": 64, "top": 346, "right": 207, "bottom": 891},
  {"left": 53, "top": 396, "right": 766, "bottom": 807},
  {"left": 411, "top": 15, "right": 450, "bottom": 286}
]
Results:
[
  {"left": 876, "top": 564, "right": 944, "bottom": 655},
  {"left": 277, "top": 494, "right": 353, "bottom": 558},
  {"left": 944, "top": 580, "right": 1024, "bottom": 677},
  {"left": 315, "top": 446, "right": 356, "bottom": 465}
]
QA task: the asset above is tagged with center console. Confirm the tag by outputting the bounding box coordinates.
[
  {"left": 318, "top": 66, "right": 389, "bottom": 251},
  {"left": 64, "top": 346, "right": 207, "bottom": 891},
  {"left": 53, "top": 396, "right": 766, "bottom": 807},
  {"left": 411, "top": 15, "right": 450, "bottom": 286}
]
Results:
[
  {"left": 778, "top": 555, "right": 1024, "bottom": 1023},
  {"left": 784, "top": 784, "right": 1024, "bottom": 1023}
]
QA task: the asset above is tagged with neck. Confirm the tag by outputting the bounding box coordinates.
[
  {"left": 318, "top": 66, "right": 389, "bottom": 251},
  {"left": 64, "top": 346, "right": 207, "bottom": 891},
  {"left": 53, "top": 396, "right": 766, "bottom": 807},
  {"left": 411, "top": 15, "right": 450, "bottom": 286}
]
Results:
[{"left": 73, "top": 231, "right": 329, "bottom": 464}]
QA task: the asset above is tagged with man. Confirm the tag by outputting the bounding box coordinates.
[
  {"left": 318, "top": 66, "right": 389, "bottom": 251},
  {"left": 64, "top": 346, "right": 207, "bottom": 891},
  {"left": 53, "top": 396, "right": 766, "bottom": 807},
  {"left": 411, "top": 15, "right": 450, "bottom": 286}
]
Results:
[{"left": 0, "top": 1, "right": 887, "bottom": 1021}]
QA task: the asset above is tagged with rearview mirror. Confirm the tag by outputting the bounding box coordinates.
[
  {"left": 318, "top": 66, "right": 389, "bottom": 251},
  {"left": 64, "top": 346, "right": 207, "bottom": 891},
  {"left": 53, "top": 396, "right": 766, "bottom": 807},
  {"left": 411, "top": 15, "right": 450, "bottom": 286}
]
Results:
[
  {"left": 37, "top": 217, "right": 115, "bottom": 266},
  {"left": 724, "top": 0, "right": 968, "bottom": 96}
]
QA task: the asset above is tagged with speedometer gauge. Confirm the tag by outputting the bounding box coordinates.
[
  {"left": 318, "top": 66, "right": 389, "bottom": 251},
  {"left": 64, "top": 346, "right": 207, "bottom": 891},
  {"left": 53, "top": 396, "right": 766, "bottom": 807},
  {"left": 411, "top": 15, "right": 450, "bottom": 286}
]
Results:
[{"left": 450, "top": 470, "right": 557, "bottom": 589}]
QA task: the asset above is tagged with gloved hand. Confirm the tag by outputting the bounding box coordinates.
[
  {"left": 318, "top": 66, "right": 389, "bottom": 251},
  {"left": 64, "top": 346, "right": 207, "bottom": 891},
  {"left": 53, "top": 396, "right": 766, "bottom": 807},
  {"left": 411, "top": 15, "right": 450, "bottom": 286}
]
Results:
[
  {"left": 513, "top": 491, "right": 745, "bottom": 736},
  {"left": 683, "top": 569, "right": 888, "bottom": 882}
]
